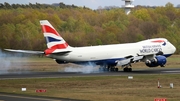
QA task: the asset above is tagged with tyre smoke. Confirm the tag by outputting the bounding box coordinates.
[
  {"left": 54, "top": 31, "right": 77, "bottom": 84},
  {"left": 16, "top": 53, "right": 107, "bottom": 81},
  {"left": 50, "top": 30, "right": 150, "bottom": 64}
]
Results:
[
  {"left": 64, "top": 62, "right": 99, "bottom": 73},
  {"left": 0, "top": 49, "right": 30, "bottom": 74}
]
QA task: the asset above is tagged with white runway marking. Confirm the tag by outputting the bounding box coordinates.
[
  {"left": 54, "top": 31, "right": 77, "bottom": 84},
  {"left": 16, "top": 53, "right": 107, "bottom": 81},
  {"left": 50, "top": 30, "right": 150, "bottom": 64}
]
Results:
[{"left": 162, "top": 71, "right": 180, "bottom": 73}]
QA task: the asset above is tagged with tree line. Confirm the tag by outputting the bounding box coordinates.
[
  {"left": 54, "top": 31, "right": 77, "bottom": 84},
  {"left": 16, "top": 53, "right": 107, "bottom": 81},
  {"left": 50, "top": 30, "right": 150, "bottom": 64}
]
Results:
[
  {"left": 0, "top": 2, "right": 90, "bottom": 9},
  {"left": 0, "top": 2, "right": 179, "bottom": 54}
]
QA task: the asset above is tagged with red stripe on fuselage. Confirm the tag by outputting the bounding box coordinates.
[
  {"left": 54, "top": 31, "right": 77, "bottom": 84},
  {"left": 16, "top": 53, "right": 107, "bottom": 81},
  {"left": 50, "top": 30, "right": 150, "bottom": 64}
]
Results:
[
  {"left": 50, "top": 43, "right": 69, "bottom": 49},
  {"left": 41, "top": 25, "right": 60, "bottom": 36},
  {"left": 151, "top": 40, "right": 165, "bottom": 43},
  {"left": 44, "top": 48, "right": 56, "bottom": 56},
  {"left": 44, "top": 43, "right": 69, "bottom": 55}
]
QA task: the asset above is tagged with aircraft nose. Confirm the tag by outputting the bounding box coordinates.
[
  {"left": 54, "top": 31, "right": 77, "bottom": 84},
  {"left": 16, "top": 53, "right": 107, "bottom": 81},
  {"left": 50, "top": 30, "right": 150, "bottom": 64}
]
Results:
[{"left": 172, "top": 44, "right": 176, "bottom": 53}]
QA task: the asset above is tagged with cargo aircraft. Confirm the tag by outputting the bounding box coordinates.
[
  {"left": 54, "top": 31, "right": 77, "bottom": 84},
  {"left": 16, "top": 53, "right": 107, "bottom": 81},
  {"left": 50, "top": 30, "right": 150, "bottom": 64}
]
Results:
[{"left": 5, "top": 20, "right": 176, "bottom": 72}]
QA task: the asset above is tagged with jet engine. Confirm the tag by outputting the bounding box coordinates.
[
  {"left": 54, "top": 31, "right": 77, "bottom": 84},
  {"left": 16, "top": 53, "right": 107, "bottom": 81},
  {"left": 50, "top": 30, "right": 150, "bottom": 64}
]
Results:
[{"left": 145, "top": 55, "right": 167, "bottom": 67}]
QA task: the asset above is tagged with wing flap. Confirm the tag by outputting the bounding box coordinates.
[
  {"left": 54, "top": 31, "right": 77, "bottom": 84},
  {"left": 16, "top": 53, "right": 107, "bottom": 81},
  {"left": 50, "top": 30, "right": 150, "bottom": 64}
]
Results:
[
  {"left": 116, "top": 58, "right": 132, "bottom": 66},
  {"left": 116, "top": 56, "right": 144, "bottom": 66}
]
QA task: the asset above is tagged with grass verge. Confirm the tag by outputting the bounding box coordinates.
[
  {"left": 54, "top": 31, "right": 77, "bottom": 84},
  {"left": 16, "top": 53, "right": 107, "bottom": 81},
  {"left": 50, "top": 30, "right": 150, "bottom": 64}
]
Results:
[{"left": 0, "top": 74, "right": 180, "bottom": 101}]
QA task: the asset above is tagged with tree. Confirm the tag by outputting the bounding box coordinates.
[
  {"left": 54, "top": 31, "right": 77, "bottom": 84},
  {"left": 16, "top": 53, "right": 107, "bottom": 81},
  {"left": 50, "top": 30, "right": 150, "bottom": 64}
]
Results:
[
  {"left": 4, "top": 2, "right": 11, "bottom": 9},
  {"left": 133, "top": 8, "right": 151, "bottom": 21},
  {"left": 0, "top": 3, "right": 4, "bottom": 9},
  {"left": 165, "top": 2, "right": 177, "bottom": 21},
  {"left": 59, "top": 2, "right": 66, "bottom": 8},
  {"left": 0, "top": 4, "right": 179, "bottom": 54},
  {"left": 0, "top": 23, "right": 15, "bottom": 48},
  {"left": 139, "top": 21, "right": 160, "bottom": 38}
]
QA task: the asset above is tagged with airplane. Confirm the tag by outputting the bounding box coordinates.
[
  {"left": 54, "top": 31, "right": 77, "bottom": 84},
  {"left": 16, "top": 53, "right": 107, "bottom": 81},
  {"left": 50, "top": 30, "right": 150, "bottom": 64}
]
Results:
[{"left": 5, "top": 20, "right": 176, "bottom": 72}]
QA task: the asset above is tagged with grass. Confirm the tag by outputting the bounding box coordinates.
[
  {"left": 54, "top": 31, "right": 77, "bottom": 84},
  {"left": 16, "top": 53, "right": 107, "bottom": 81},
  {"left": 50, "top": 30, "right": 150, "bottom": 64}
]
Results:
[
  {"left": 0, "top": 75, "right": 180, "bottom": 101},
  {"left": 0, "top": 55, "right": 180, "bottom": 101}
]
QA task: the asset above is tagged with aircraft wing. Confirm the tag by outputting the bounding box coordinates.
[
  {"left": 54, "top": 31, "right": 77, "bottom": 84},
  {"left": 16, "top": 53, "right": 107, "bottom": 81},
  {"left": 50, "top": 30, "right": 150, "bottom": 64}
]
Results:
[
  {"left": 4, "top": 49, "right": 72, "bottom": 55},
  {"left": 4, "top": 49, "right": 44, "bottom": 54},
  {"left": 116, "top": 55, "right": 144, "bottom": 66},
  {"left": 116, "top": 50, "right": 165, "bottom": 67}
]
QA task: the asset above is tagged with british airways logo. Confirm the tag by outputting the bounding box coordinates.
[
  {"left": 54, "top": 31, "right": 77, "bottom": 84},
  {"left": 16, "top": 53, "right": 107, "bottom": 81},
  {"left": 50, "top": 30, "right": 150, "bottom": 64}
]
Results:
[
  {"left": 162, "top": 42, "right": 166, "bottom": 46},
  {"left": 45, "top": 37, "right": 61, "bottom": 43},
  {"left": 151, "top": 40, "right": 166, "bottom": 46},
  {"left": 139, "top": 45, "right": 162, "bottom": 54},
  {"left": 139, "top": 40, "right": 167, "bottom": 54}
]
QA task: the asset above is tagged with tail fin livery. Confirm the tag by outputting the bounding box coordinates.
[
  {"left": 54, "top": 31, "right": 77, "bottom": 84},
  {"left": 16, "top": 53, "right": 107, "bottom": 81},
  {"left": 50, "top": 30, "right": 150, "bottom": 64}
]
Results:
[{"left": 40, "top": 20, "right": 69, "bottom": 49}]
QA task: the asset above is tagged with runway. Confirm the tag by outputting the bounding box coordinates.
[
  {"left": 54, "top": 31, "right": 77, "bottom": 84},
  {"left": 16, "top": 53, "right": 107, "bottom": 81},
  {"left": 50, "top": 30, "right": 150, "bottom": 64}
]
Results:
[
  {"left": 0, "top": 68, "right": 180, "bottom": 101},
  {"left": 0, "top": 92, "right": 88, "bottom": 101},
  {"left": 0, "top": 68, "right": 180, "bottom": 79}
]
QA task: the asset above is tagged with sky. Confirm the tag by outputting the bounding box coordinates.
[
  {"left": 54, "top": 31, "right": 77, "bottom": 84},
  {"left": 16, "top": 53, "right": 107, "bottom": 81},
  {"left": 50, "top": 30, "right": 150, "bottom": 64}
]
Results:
[{"left": 0, "top": 0, "right": 179, "bottom": 9}]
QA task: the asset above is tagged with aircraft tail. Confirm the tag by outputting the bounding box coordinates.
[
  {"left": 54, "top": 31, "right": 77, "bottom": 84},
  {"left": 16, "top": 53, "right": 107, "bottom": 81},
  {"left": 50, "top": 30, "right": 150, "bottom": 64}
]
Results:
[
  {"left": 40, "top": 20, "right": 69, "bottom": 49},
  {"left": 40, "top": 20, "right": 72, "bottom": 56}
]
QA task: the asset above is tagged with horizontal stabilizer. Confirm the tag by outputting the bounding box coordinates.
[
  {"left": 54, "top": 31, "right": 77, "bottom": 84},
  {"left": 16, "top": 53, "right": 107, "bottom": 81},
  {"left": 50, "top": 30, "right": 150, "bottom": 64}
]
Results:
[
  {"left": 44, "top": 48, "right": 72, "bottom": 56},
  {"left": 4, "top": 49, "right": 44, "bottom": 54},
  {"left": 51, "top": 50, "right": 71, "bottom": 55}
]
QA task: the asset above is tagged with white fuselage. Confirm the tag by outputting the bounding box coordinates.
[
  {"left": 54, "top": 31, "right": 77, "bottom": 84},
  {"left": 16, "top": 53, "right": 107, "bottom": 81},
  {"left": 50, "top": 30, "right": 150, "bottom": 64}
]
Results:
[{"left": 48, "top": 38, "right": 176, "bottom": 63}]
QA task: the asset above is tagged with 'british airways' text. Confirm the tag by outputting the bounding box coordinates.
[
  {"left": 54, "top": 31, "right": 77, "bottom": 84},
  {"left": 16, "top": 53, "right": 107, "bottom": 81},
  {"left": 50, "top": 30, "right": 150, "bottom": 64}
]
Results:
[{"left": 140, "top": 45, "right": 162, "bottom": 53}]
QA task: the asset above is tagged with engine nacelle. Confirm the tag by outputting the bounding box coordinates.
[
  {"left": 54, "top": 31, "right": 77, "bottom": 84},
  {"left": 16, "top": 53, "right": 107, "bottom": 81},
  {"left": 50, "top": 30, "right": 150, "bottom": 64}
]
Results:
[
  {"left": 145, "top": 55, "right": 167, "bottom": 67},
  {"left": 55, "top": 60, "right": 68, "bottom": 64}
]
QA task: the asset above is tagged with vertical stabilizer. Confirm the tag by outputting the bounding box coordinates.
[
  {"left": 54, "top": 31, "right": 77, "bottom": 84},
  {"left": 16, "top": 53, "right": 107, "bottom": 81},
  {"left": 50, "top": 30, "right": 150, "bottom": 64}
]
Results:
[{"left": 40, "top": 20, "right": 69, "bottom": 49}]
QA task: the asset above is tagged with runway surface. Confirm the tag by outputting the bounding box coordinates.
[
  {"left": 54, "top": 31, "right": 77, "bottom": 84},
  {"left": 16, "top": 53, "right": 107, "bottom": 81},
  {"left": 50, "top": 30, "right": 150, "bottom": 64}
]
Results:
[
  {"left": 0, "top": 92, "right": 88, "bottom": 101},
  {"left": 0, "top": 68, "right": 180, "bottom": 79},
  {"left": 0, "top": 68, "right": 180, "bottom": 101}
]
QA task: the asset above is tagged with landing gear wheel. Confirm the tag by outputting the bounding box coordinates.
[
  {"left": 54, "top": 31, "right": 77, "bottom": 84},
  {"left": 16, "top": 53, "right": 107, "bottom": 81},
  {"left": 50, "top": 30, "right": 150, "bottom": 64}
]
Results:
[
  {"left": 123, "top": 68, "right": 132, "bottom": 72},
  {"left": 99, "top": 65, "right": 118, "bottom": 72},
  {"left": 123, "top": 68, "right": 127, "bottom": 72},
  {"left": 128, "top": 68, "right": 132, "bottom": 72},
  {"left": 110, "top": 67, "right": 118, "bottom": 72},
  {"left": 115, "top": 68, "right": 118, "bottom": 72}
]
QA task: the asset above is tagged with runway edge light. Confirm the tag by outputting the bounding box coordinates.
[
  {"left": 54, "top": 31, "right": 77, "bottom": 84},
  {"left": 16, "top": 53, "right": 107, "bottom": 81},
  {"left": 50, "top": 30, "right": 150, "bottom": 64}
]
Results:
[
  {"left": 170, "top": 83, "right": 173, "bottom": 88},
  {"left": 128, "top": 76, "right": 133, "bottom": 79},
  {"left": 157, "top": 79, "right": 162, "bottom": 88},
  {"left": 21, "top": 88, "right": 26, "bottom": 92}
]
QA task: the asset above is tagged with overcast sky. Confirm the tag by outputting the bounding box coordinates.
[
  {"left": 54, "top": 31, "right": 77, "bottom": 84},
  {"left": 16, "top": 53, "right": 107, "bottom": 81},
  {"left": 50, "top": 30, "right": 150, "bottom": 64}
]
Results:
[{"left": 0, "top": 0, "right": 179, "bottom": 9}]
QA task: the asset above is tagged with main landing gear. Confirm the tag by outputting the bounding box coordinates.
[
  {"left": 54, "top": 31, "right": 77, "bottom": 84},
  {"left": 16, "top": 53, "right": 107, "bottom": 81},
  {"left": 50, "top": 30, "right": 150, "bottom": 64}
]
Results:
[
  {"left": 99, "top": 64, "right": 132, "bottom": 72},
  {"left": 123, "top": 64, "right": 132, "bottom": 72},
  {"left": 99, "top": 65, "right": 118, "bottom": 72},
  {"left": 123, "top": 67, "right": 132, "bottom": 72}
]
